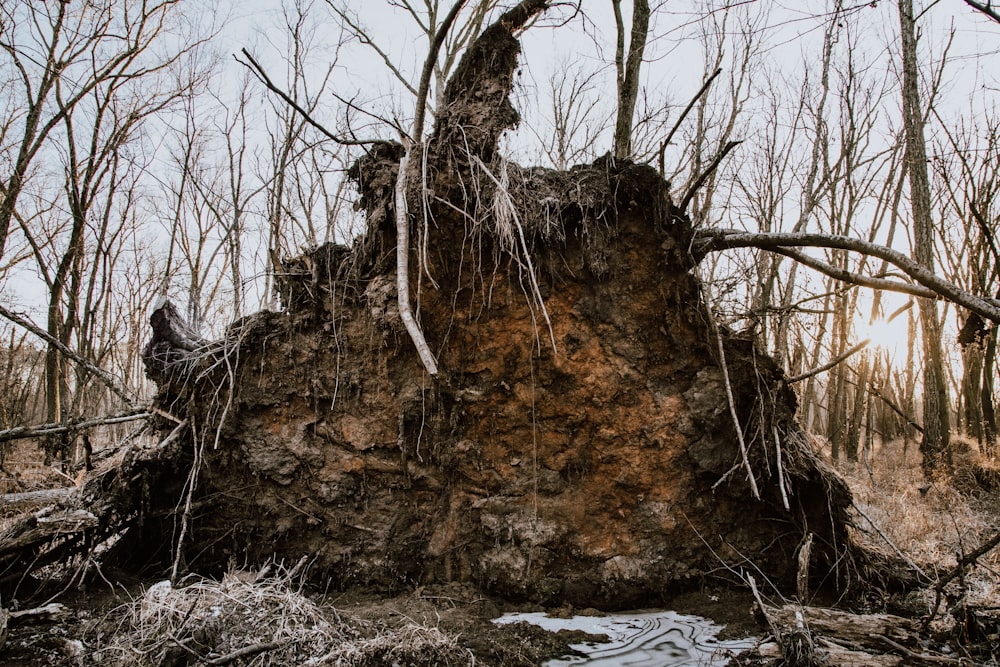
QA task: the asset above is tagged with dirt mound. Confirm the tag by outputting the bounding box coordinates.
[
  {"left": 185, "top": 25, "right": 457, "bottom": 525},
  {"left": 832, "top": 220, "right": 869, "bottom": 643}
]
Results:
[{"left": 137, "top": 1, "right": 856, "bottom": 607}]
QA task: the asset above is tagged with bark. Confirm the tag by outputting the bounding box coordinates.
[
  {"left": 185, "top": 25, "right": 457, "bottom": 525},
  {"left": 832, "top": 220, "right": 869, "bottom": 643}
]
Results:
[
  {"left": 828, "top": 291, "right": 850, "bottom": 460},
  {"left": 0, "top": 488, "right": 76, "bottom": 511},
  {"left": 846, "top": 351, "right": 870, "bottom": 462},
  {"left": 0, "top": 419, "right": 187, "bottom": 579},
  {"left": 982, "top": 327, "right": 998, "bottom": 456},
  {"left": 749, "top": 602, "right": 969, "bottom": 666},
  {"left": 898, "top": 0, "right": 950, "bottom": 474},
  {"left": 961, "top": 343, "right": 984, "bottom": 441},
  {"left": 693, "top": 229, "right": 1000, "bottom": 323},
  {"left": 611, "top": 0, "right": 650, "bottom": 160}
]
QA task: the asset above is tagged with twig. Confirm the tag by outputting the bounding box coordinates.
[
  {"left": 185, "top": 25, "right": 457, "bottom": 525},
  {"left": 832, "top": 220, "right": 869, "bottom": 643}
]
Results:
[
  {"left": 167, "top": 634, "right": 205, "bottom": 661},
  {"left": 867, "top": 382, "right": 923, "bottom": 433},
  {"left": 787, "top": 340, "right": 870, "bottom": 383},
  {"left": 680, "top": 140, "right": 742, "bottom": 212},
  {"left": 747, "top": 575, "right": 781, "bottom": 640},
  {"left": 659, "top": 67, "right": 722, "bottom": 176},
  {"left": 852, "top": 502, "right": 930, "bottom": 583},
  {"left": 875, "top": 634, "right": 963, "bottom": 664},
  {"left": 0, "top": 303, "right": 135, "bottom": 406},
  {"left": 237, "top": 49, "right": 373, "bottom": 147},
  {"left": 934, "top": 528, "right": 1000, "bottom": 594},
  {"left": 206, "top": 641, "right": 284, "bottom": 665}
]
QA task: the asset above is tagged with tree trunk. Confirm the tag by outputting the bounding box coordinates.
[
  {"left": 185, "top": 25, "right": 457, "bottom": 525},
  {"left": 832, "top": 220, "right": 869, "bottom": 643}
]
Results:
[
  {"left": 898, "top": 0, "right": 950, "bottom": 474},
  {"left": 983, "top": 327, "right": 998, "bottom": 458},
  {"left": 962, "top": 343, "right": 984, "bottom": 442},
  {"left": 846, "top": 351, "right": 870, "bottom": 462},
  {"left": 827, "top": 282, "right": 850, "bottom": 460},
  {"left": 611, "top": 0, "right": 650, "bottom": 160}
]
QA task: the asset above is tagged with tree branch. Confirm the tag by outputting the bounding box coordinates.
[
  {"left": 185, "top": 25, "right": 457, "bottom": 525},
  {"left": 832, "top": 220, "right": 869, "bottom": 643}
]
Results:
[
  {"left": 411, "top": 0, "right": 468, "bottom": 145},
  {"left": 236, "top": 49, "right": 375, "bottom": 146},
  {"left": 0, "top": 303, "right": 136, "bottom": 406},
  {"left": 868, "top": 382, "right": 923, "bottom": 434},
  {"left": 659, "top": 67, "right": 722, "bottom": 176},
  {"left": 767, "top": 246, "right": 940, "bottom": 301},
  {"left": 787, "top": 339, "right": 870, "bottom": 384},
  {"left": 0, "top": 408, "right": 150, "bottom": 444},
  {"left": 680, "top": 140, "right": 742, "bottom": 211},
  {"left": 964, "top": 0, "right": 1000, "bottom": 23},
  {"left": 693, "top": 229, "right": 1000, "bottom": 323},
  {"left": 936, "top": 528, "right": 1000, "bottom": 593}
]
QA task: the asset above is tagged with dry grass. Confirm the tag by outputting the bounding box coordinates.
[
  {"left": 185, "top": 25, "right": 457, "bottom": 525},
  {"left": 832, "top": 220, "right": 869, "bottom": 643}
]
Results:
[
  {"left": 834, "top": 436, "right": 1000, "bottom": 609},
  {"left": 85, "top": 565, "right": 476, "bottom": 666}
]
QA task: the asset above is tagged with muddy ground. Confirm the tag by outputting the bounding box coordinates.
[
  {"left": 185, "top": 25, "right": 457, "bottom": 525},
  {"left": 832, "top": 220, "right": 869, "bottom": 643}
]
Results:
[{"left": 0, "top": 571, "right": 758, "bottom": 666}]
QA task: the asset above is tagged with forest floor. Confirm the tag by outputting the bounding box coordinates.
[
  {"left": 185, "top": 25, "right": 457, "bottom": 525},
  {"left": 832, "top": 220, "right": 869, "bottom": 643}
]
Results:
[
  {"left": 842, "top": 435, "right": 1000, "bottom": 610},
  {"left": 1, "top": 435, "right": 999, "bottom": 665}
]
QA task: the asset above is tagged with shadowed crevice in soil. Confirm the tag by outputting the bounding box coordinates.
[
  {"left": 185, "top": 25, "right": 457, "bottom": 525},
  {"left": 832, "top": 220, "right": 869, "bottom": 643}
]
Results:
[{"left": 138, "top": 0, "right": 857, "bottom": 608}]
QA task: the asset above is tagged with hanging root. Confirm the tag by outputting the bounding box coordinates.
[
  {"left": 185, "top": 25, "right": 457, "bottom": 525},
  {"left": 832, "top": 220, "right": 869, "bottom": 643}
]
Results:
[{"left": 473, "top": 155, "right": 557, "bottom": 353}]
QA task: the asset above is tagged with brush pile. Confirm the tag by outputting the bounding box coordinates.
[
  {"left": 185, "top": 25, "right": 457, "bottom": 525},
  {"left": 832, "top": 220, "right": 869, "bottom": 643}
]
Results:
[{"left": 87, "top": 567, "right": 476, "bottom": 667}]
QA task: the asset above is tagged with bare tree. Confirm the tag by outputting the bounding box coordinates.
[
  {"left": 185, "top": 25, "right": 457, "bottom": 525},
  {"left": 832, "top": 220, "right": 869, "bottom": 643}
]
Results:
[
  {"left": 898, "top": 0, "right": 950, "bottom": 473},
  {"left": 933, "top": 111, "right": 1000, "bottom": 456},
  {"left": 0, "top": 0, "right": 204, "bottom": 261},
  {"left": 0, "top": 0, "right": 212, "bottom": 465},
  {"left": 528, "top": 57, "right": 609, "bottom": 170},
  {"left": 611, "top": 0, "right": 650, "bottom": 160}
]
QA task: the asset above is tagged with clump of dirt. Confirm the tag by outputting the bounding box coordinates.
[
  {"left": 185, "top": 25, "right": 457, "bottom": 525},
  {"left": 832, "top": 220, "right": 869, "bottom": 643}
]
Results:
[{"left": 136, "top": 0, "right": 858, "bottom": 609}]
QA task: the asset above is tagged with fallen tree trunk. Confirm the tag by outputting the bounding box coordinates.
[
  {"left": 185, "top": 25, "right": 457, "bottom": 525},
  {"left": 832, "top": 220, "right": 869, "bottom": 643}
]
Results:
[
  {"left": 0, "top": 409, "right": 150, "bottom": 444},
  {"left": 0, "top": 420, "right": 188, "bottom": 589},
  {"left": 1, "top": 488, "right": 76, "bottom": 512},
  {"left": 0, "top": 602, "right": 71, "bottom": 652},
  {"left": 753, "top": 603, "right": 963, "bottom": 667},
  {"left": 0, "top": 508, "right": 97, "bottom": 555},
  {"left": 756, "top": 639, "right": 905, "bottom": 667}
]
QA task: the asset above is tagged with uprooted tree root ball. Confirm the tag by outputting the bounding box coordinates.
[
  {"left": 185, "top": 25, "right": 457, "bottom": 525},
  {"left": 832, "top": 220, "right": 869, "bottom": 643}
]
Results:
[
  {"left": 3, "top": 0, "right": 889, "bottom": 626},
  {"left": 132, "top": 2, "right": 867, "bottom": 609}
]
